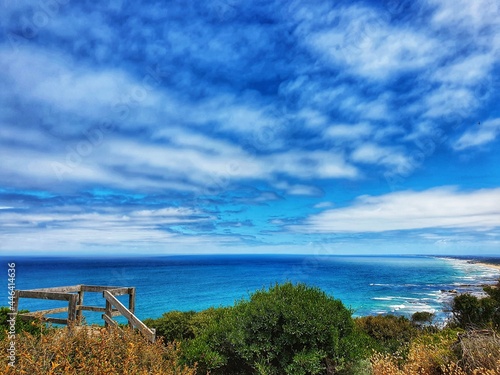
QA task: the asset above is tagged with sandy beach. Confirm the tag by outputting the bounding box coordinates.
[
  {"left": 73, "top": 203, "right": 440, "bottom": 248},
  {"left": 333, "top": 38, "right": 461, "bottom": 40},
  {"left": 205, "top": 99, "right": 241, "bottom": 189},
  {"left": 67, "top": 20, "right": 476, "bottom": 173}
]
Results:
[{"left": 474, "top": 261, "right": 500, "bottom": 272}]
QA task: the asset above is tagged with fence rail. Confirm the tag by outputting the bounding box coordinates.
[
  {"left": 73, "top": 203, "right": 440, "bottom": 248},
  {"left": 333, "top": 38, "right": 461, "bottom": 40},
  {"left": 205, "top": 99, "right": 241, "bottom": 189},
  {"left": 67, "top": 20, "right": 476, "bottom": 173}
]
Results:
[
  {"left": 103, "top": 290, "right": 156, "bottom": 343},
  {"left": 13, "top": 284, "right": 155, "bottom": 342}
]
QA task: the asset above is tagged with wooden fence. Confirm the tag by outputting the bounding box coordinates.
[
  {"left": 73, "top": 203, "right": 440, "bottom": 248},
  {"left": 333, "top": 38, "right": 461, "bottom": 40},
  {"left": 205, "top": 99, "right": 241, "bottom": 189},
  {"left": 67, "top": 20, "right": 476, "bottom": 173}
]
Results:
[{"left": 13, "top": 285, "right": 156, "bottom": 342}]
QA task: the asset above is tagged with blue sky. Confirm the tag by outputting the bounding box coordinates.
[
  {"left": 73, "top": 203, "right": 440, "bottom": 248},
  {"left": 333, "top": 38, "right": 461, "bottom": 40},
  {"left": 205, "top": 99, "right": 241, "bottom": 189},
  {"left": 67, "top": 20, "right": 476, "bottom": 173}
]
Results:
[{"left": 1, "top": 0, "right": 499, "bottom": 256}]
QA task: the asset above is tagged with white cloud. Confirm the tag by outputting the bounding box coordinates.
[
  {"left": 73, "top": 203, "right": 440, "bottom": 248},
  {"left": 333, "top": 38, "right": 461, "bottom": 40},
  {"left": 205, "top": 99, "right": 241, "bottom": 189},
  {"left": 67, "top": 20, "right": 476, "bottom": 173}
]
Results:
[
  {"left": 453, "top": 118, "right": 500, "bottom": 150},
  {"left": 422, "top": 86, "right": 475, "bottom": 118},
  {"left": 430, "top": 54, "right": 494, "bottom": 86},
  {"left": 295, "top": 109, "right": 330, "bottom": 128},
  {"left": 350, "top": 143, "right": 410, "bottom": 169},
  {"left": 430, "top": 0, "right": 500, "bottom": 36},
  {"left": 305, "top": 5, "right": 443, "bottom": 80},
  {"left": 0, "top": 206, "right": 208, "bottom": 228},
  {"left": 299, "top": 187, "right": 500, "bottom": 233},
  {"left": 273, "top": 181, "right": 323, "bottom": 196},
  {"left": 324, "top": 123, "right": 373, "bottom": 142},
  {"left": 313, "top": 202, "right": 333, "bottom": 209},
  {"left": 130, "top": 207, "right": 203, "bottom": 218},
  {"left": 269, "top": 150, "right": 359, "bottom": 179},
  {"left": 0, "top": 46, "right": 178, "bottom": 137},
  {"left": 0, "top": 204, "right": 225, "bottom": 252}
]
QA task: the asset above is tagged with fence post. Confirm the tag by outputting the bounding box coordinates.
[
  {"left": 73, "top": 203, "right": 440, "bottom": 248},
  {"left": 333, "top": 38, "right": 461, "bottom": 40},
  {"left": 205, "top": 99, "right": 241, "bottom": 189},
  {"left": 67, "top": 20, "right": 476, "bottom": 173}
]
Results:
[
  {"left": 128, "top": 287, "right": 136, "bottom": 328},
  {"left": 13, "top": 290, "right": 19, "bottom": 315},
  {"left": 68, "top": 294, "right": 78, "bottom": 324},
  {"left": 104, "top": 296, "right": 112, "bottom": 328},
  {"left": 76, "top": 286, "right": 84, "bottom": 323}
]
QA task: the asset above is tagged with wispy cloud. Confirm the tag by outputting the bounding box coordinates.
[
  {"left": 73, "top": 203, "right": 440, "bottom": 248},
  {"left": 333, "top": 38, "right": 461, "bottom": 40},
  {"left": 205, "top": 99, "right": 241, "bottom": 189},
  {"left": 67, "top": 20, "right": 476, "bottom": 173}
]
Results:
[
  {"left": 300, "top": 187, "right": 500, "bottom": 233},
  {"left": 453, "top": 118, "right": 500, "bottom": 150}
]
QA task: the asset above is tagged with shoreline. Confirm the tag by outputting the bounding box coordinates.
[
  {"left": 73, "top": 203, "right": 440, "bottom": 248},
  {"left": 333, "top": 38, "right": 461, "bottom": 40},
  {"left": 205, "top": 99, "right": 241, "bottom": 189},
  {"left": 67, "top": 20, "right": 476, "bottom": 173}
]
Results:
[
  {"left": 469, "top": 261, "right": 500, "bottom": 272},
  {"left": 436, "top": 256, "right": 500, "bottom": 274},
  {"left": 436, "top": 256, "right": 500, "bottom": 299}
]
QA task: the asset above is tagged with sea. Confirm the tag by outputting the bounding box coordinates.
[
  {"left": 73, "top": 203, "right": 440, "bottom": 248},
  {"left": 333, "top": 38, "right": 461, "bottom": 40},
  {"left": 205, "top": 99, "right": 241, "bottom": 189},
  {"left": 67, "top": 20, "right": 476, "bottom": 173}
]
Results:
[{"left": 1, "top": 255, "right": 499, "bottom": 326}]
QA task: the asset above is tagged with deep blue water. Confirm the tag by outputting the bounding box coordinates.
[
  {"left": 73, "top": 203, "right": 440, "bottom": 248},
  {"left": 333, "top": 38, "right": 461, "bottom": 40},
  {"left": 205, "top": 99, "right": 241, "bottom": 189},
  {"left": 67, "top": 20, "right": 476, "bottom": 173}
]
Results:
[{"left": 1, "top": 255, "right": 499, "bottom": 325}]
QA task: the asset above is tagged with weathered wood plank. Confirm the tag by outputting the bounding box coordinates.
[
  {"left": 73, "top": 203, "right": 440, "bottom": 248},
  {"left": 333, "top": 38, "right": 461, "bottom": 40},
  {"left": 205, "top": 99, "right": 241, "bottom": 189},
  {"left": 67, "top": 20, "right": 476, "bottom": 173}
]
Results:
[
  {"left": 43, "top": 317, "right": 69, "bottom": 325},
  {"left": 76, "top": 290, "right": 85, "bottom": 321},
  {"left": 129, "top": 287, "right": 136, "bottom": 314},
  {"left": 128, "top": 287, "right": 136, "bottom": 328},
  {"left": 77, "top": 305, "right": 120, "bottom": 313},
  {"left": 77, "top": 305, "right": 106, "bottom": 312},
  {"left": 102, "top": 314, "right": 118, "bottom": 328},
  {"left": 26, "top": 285, "right": 81, "bottom": 293},
  {"left": 17, "top": 290, "right": 74, "bottom": 301},
  {"left": 22, "top": 307, "right": 68, "bottom": 316},
  {"left": 68, "top": 294, "right": 78, "bottom": 322},
  {"left": 81, "top": 285, "right": 125, "bottom": 292},
  {"left": 103, "top": 291, "right": 155, "bottom": 342},
  {"left": 13, "top": 290, "right": 19, "bottom": 314},
  {"left": 17, "top": 314, "right": 68, "bottom": 325},
  {"left": 106, "top": 287, "right": 131, "bottom": 296},
  {"left": 103, "top": 292, "right": 137, "bottom": 324},
  {"left": 104, "top": 298, "right": 112, "bottom": 328}
]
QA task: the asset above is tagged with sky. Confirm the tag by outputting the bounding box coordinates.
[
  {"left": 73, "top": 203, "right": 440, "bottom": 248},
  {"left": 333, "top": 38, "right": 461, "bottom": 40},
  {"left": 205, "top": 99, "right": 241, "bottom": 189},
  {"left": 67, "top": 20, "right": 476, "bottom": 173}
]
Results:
[{"left": 0, "top": 0, "right": 499, "bottom": 256}]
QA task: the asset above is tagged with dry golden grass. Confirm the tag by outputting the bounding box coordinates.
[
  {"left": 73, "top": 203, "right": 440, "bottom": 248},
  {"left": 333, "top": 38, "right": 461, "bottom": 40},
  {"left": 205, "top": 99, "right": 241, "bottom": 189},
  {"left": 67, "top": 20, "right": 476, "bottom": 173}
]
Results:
[
  {"left": 455, "top": 331, "right": 500, "bottom": 375},
  {"left": 1, "top": 325, "right": 196, "bottom": 375},
  {"left": 371, "top": 330, "right": 500, "bottom": 375}
]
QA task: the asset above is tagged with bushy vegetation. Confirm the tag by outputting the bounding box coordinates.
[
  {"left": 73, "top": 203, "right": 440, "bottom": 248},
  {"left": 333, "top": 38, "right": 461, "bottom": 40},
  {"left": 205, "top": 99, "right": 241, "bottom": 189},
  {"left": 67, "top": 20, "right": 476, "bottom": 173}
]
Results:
[
  {"left": 0, "top": 307, "right": 47, "bottom": 340},
  {"left": 371, "top": 328, "right": 500, "bottom": 375},
  {"left": 411, "top": 311, "right": 435, "bottom": 326},
  {"left": 0, "top": 323, "right": 196, "bottom": 375},
  {"left": 355, "top": 314, "right": 417, "bottom": 355},
  {"left": 451, "top": 280, "right": 500, "bottom": 330},
  {"left": 150, "top": 283, "right": 371, "bottom": 374},
  {"left": 143, "top": 281, "right": 500, "bottom": 375},
  {"left": 369, "top": 280, "right": 500, "bottom": 375},
  {"left": 2, "top": 281, "right": 500, "bottom": 374},
  {"left": 143, "top": 310, "right": 196, "bottom": 343}
]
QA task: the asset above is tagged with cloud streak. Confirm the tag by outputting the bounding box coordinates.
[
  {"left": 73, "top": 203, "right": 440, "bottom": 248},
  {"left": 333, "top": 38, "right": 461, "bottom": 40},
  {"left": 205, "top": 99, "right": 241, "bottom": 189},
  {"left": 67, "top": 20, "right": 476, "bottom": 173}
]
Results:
[{"left": 301, "top": 187, "right": 500, "bottom": 233}]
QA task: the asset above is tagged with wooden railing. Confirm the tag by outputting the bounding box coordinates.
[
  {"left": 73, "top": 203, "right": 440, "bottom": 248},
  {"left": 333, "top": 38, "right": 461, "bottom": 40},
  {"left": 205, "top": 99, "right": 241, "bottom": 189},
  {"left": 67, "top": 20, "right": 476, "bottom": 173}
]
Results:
[
  {"left": 103, "top": 290, "right": 156, "bottom": 343},
  {"left": 13, "top": 284, "right": 155, "bottom": 342}
]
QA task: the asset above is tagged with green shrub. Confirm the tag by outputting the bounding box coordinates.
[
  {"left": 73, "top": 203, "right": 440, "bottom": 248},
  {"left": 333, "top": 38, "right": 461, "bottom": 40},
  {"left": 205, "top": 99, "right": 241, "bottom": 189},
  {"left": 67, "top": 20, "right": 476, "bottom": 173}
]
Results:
[
  {"left": 182, "top": 283, "right": 369, "bottom": 375},
  {"left": 450, "top": 280, "right": 500, "bottom": 331},
  {"left": 0, "top": 306, "right": 47, "bottom": 339},
  {"left": 483, "top": 280, "right": 500, "bottom": 304},
  {"left": 451, "top": 294, "right": 497, "bottom": 330},
  {"left": 355, "top": 315, "right": 417, "bottom": 354},
  {"left": 143, "top": 310, "right": 196, "bottom": 343},
  {"left": 411, "top": 311, "right": 434, "bottom": 326},
  {"left": 483, "top": 280, "right": 500, "bottom": 330}
]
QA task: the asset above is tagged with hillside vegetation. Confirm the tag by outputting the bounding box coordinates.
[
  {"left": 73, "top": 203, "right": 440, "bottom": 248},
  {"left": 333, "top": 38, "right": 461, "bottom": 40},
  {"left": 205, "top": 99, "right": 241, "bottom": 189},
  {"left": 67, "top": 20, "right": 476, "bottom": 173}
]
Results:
[{"left": 2, "top": 281, "right": 500, "bottom": 374}]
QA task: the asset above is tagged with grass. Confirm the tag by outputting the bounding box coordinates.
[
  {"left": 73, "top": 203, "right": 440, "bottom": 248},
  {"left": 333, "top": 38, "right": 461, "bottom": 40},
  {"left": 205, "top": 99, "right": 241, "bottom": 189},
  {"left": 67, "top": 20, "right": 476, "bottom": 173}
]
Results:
[
  {"left": 1, "top": 324, "right": 196, "bottom": 375},
  {"left": 4, "top": 324, "right": 499, "bottom": 374},
  {"left": 371, "top": 329, "right": 500, "bottom": 375}
]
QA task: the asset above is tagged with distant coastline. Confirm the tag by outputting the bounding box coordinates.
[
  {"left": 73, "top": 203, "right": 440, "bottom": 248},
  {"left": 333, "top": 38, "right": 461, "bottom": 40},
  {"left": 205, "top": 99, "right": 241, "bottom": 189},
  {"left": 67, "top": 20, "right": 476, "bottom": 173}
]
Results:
[
  {"left": 433, "top": 256, "right": 500, "bottom": 306},
  {"left": 444, "top": 255, "right": 500, "bottom": 273},
  {"left": 470, "top": 261, "right": 500, "bottom": 271}
]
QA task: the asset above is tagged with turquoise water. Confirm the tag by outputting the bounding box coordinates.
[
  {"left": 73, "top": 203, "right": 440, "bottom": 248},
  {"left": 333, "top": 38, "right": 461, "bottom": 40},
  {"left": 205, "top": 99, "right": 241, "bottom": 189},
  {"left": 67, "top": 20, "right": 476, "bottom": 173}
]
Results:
[{"left": 1, "top": 255, "right": 499, "bottom": 325}]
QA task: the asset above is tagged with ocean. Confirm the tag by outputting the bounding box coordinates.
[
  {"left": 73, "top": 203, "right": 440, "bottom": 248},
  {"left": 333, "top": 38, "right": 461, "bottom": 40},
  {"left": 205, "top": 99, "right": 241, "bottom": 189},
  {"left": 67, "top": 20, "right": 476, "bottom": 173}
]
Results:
[{"left": 2, "top": 255, "right": 499, "bottom": 325}]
